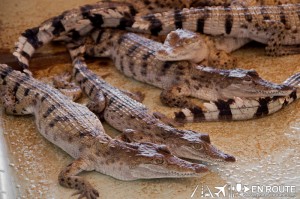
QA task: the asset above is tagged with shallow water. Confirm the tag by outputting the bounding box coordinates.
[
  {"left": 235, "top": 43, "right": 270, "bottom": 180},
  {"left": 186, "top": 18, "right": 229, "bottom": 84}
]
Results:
[{"left": 0, "top": 1, "right": 299, "bottom": 198}]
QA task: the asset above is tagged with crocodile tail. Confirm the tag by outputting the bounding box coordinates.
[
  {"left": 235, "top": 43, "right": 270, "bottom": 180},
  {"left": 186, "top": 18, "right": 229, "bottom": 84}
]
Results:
[
  {"left": 283, "top": 72, "right": 300, "bottom": 87},
  {"left": 13, "top": 2, "right": 136, "bottom": 69},
  {"left": 175, "top": 89, "right": 300, "bottom": 123},
  {"left": 174, "top": 98, "right": 265, "bottom": 122}
]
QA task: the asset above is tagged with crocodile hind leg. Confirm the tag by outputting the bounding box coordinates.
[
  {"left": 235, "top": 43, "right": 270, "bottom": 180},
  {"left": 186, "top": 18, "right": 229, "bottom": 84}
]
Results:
[
  {"left": 160, "top": 85, "right": 197, "bottom": 108},
  {"left": 0, "top": 87, "right": 34, "bottom": 115},
  {"left": 86, "top": 92, "right": 106, "bottom": 115},
  {"left": 53, "top": 73, "right": 82, "bottom": 101},
  {"left": 207, "top": 50, "right": 237, "bottom": 69},
  {"left": 59, "top": 158, "right": 99, "bottom": 199},
  {"left": 120, "top": 90, "right": 145, "bottom": 103},
  {"left": 250, "top": 20, "right": 294, "bottom": 56}
]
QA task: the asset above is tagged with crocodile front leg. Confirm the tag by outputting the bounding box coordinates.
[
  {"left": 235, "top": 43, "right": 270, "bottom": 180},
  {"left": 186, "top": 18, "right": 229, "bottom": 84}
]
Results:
[
  {"left": 59, "top": 158, "right": 99, "bottom": 199},
  {"left": 0, "top": 87, "right": 35, "bottom": 115},
  {"left": 160, "top": 85, "right": 196, "bottom": 108}
]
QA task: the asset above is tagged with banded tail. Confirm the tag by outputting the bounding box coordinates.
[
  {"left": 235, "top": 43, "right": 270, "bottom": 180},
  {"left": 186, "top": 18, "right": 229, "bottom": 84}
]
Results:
[
  {"left": 13, "top": 2, "right": 137, "bottom": 69},
  {"left": 175, "top": 72, "right": 300, "bottom": 122}
]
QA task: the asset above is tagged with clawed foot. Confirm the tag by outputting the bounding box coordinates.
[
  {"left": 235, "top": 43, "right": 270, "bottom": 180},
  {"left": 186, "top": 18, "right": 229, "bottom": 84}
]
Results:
[
  {"left": 71, "top": 186, "right": 99, "bottom": 199},
  {"left": 53, "top": 72, "right": 82, "bottom": 101},
  {"left": 53, "top": 72, "right": 73, "bottom": 89},
  {"left": 59, "top": 87, "right": 82, "bottom": 101},
  {"left": 121, "top": 89, "right": 145, "bottom": 102},
  {"left": 132, "top": 91, "right": 145, "bottom": 102}
]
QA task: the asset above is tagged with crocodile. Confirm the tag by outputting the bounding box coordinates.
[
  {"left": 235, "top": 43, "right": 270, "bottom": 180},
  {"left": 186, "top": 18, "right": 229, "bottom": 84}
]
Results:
[
  {"left": 83, "top": 29, "right": 295, "bottom": 109},
  {"left": 0, "top": 64, "right": 212, "bottom": 198},
  {"left": 130, "top": 3, "right": 300, "bottom": 56},
  {"left": 84, "top": 28, "right": 237, "bottom": 68},
  {"left": 10, "top": 0, "right": 217, "bottom": 69},
  {"left": 175, "top": 76, "right": 300, "bottom": 122},
  {"left": 13, "top": 1, "right": 300, "bottom": 69},
  {"left": 156, "top": 28, "right": 300, "bottom": 122},
  {"left": 63, "top": 41, "right": 236, "bottom": 163}
]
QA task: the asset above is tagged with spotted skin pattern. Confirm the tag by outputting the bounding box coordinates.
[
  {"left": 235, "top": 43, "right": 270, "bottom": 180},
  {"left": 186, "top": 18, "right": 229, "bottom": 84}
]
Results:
[
  {"left": 82, "top": 29, "right": 299, "bottom": 122},
  {"left": 13, "top": 1, "right": 300, "bottom": 70},
  {"left": 63, "top": 41, "right": 236, "bottom": 163},
  {"left": 0, "top": 64, "right": 216, "bottom": 198}
]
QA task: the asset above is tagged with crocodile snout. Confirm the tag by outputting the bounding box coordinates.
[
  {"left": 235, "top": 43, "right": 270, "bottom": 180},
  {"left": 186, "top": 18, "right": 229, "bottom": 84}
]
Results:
[{"left": 193, "top": 164, "right": 209, "bottom": 173}]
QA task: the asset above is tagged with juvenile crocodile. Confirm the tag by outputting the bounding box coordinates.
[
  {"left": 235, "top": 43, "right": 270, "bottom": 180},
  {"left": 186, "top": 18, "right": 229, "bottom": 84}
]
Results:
[
  {"left": 85, "top": 28, "right": 237, "bottom": 68},
  {"left": 64, "top": 42, "right": 236, "bottom": 163},
  {"left": 13, "top": 1, "right": 300, "bottom": 69},
  {"left": 0, "top": 64, "right": 211, "bottom": 198},
  {"left": 175, "top": 76, "right": 300, "bottom": 122},
  {"left": 83, "top": 29, "right": 295, "bottom": 110},
  {"left": 131, "top": 3, "right": 300, "bottom": 56}
]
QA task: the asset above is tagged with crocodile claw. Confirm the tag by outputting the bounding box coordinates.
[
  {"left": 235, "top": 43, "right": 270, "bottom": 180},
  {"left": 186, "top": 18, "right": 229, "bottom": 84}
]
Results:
[{"left": 72, "top": 186, "right": 100, "bottom": 199}]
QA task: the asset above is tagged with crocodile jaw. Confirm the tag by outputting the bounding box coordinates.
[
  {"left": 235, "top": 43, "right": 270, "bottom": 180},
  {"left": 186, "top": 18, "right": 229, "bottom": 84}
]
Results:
[
  {"left": 221, "top": 83, "right": 293, "bottom": 99},
  {"left": 101, "top": 159, "right": 208, "bottom": 181},
  {"left": 178, "top": 145, "right": 236, "bottom": 164},
  {"left": 130, "top": 163, "right": 208, "bottom": 179}
]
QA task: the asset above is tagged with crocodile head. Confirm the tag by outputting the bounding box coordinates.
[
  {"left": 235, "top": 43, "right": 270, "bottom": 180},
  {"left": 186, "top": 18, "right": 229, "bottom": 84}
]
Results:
[
  {"left": 196, "top": 66, "right": 294, "bottom": 100},
  {"left": 102, "top": 140, "right": 208, "bottom": 180},
  {"left": 120, "top": 125, "right": 235, "bottom": 164},
  {"left": 155, "top": 29, "right": 209, "bottom": 63}
]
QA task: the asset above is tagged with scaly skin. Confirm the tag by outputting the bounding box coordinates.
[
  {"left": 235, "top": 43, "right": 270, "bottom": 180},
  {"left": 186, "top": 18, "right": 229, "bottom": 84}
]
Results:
[
  {"left": 13, "top": 0, "right": 197, "bottom": 69},
  {"left": 0, "top": 64, "right": 211, "bottom": 198},
  {"left": 13, "top": 1, "right": 137, "bottom": 68},
  {"left": 231, "top": 0, "right": 300, "bottom": 6},
  {"left": 84, "top": 29, "right": 300, "bottom": 122},
  {"left": 129, "top": 3, "right": 300, "bottom": 56},
  {"left": 14, "top": 1, "right": 300, "bottom": 69},
  {"left": 174, "top": 70, "right": 300, "bottom": 122},
  {"left": 65, "top": 43, "right": 235, "bottom": 163},
  {"left": 85, "top": 30, "right": 294, "bottom": 99},
  {"left": 175, "top": 86, "right": 300, "bottom": 122}
]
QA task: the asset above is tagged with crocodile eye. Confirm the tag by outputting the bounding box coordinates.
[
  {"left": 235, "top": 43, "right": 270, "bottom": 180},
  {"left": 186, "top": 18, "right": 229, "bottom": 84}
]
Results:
[
  {"left": 154, "top": 158, "right": 164, "bottom": 165},
  {"left": 243, "top": 76, "right": 252, "bottom": 83},
  {"left": 194, "top": 144, "right": 203, "bottom": 150}
]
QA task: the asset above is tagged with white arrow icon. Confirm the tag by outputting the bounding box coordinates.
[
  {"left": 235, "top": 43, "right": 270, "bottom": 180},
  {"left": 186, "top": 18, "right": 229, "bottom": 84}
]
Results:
[{"left": 244, "top": 186, "right": 250, "bottom": 192}]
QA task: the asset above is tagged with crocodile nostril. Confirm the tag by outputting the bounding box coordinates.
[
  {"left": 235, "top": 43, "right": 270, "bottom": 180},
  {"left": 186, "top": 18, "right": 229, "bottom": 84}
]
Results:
[{"left": 224, "top": 154, "right": 236, "bottom": 162}]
